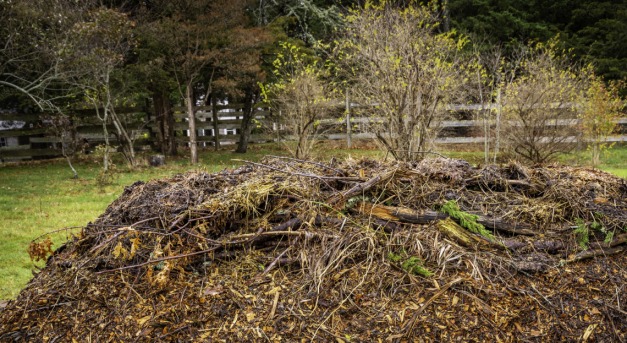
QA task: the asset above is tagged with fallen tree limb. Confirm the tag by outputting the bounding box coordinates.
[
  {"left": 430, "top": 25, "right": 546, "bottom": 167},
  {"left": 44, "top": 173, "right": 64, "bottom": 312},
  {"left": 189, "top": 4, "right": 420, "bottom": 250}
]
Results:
[
  {"left": 356, "top": 202, "right": 447, "bottom": 224},
  {"left": 533, "top": 240, "right": 567, "bottom": 254},
  {"left": 563, "top": 245, "right": 626, "bottom": 264},
  {"left": 474, "top": 217, "right": 536, "bottom": 236},
  {"left": 355, "top": 202, "right": 533, "bottom": 236},
  {"left": 502, "top": 240, "right": 567, "bottom": 254},
  {"left": 590, "top": 233, "right": 627, "bottom": 249},
  {"left": 436, "top": 218, "right": 501, "bottom": 250},
  {"left": 328, "top": 167, "right": 400, "bottom": 207}
]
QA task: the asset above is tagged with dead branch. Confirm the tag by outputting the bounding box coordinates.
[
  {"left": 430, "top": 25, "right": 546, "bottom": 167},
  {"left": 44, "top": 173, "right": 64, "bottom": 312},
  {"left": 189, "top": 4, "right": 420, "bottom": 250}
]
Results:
[
  {"left": 404, "top": 277, "right": 465, "bottom": 333},
  {"left": 95, "top": 246, "right": 221, "bottom": 274},
  {"left": 355, "top": 202, "right": 532, "bottom": 237},
  {"left": 328, "top": 167, "right": 400, "bottom": 206},
  {"left": 436, "top": 218, "right": 502, "bottom": 250},
  {"left": 564, "top": 245, "right": 626, "bottom": 264}
]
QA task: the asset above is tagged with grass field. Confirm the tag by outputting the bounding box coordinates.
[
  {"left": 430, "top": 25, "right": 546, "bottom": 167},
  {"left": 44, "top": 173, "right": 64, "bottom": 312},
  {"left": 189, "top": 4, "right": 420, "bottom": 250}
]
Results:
[{"left": 0, "top": 143, "right": 625, "bottom": 300}]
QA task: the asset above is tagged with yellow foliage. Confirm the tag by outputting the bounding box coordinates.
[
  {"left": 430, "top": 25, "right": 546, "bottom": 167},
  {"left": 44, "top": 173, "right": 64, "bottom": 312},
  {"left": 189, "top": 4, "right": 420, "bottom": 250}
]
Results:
[{"left": 112, "top": 242, "right": 128, "bottom": 260}]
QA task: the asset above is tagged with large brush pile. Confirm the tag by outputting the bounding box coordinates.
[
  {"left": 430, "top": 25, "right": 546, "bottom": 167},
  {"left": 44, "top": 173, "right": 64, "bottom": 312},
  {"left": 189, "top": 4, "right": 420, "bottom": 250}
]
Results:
[{"left": 1, "top": 157, "right": 626, "bottom": 342}]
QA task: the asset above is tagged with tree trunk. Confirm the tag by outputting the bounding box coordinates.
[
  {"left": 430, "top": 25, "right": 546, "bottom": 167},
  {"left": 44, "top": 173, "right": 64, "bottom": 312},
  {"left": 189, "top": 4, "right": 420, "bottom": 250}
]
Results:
[
  {"left": 153, "top": 91, "right": 177, "bottom": 156},
  {"left": 211, "top": 94, "right": 220, "bottom": 151},
  {"left": 61, "top": 131, "right": 78, "bottom": 179},
  {"left": 186, "top": 84, "right": 198, "bottom": 164},
  {"left": 110, "top": 109, "right": 136, "bottom": 167},
  {"left": 236, "top": 89, "right": 256, "bottom": 154}
]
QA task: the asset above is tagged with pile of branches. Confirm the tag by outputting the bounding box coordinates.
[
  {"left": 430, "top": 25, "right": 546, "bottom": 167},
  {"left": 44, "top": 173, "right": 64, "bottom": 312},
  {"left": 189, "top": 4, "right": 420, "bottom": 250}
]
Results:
[{"left": 1, "top": 157, "right": 626, "bottom": 342}]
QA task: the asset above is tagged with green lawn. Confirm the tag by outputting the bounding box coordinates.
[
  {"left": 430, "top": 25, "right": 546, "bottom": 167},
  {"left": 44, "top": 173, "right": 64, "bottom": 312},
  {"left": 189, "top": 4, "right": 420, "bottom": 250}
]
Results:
[
  {"left": 0, "top": 143, "right": 625, "bottom": 300},
  {"left": 0, "top": 145, "right": 286, "bottom": 299}
]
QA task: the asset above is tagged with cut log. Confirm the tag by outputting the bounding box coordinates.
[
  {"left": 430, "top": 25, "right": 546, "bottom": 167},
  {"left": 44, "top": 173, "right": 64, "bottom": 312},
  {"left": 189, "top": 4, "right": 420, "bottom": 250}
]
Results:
[
  {"left": 474, "top": 217, "right": 536, "bottom": 236},
  {"left": 436, "top": 218, "right": 494, "bottom": 249},
  {"left": 355, "top": 202, "right": 447, "bottom": 224},
  {"left": 354, "top": 202, "right": 534, "bottom": 236}
]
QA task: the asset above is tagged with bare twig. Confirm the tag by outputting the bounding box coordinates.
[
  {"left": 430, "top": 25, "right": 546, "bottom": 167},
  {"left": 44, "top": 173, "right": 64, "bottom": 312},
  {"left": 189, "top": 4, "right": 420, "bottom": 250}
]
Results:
[
  {"left": 328, "top": 167, "right": 399, "bottom": 206},
  {"left": 95, "top": 247, "right": 221, "bottom": 274},
  {"left": 232, "top": 159, "right": 363, "bottom": 181},
  {"left": 266, "top": 155, "right": 346, "bottom": 175},
  {"left": 404, "top": 277, "right": 465, "bottom": 333}
]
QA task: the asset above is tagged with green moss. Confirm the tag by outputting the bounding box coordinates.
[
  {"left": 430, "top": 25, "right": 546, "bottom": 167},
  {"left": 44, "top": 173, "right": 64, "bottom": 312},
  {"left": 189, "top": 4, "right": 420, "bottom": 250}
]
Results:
[
  {"left": 387, "top": 251, "right": 403, "bottom": 263},
  {"left": 387, "top": 251, "right": 433, "bottom": 277},
  {"left": 401, "top": 256, "right": 434, "bottom": 277},
  {"left": 574, "top": 218, "right": 590, "bottom": 250},
  {"left": 440, "top": 200, "right": 495, "bottom": 242}
]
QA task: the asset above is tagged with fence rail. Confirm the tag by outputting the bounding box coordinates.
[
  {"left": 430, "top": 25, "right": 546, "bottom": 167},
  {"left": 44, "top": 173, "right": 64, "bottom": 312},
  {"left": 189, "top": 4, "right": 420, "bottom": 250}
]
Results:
[{"left": 0, "top": 104, "right": 625, "bottom": 161}]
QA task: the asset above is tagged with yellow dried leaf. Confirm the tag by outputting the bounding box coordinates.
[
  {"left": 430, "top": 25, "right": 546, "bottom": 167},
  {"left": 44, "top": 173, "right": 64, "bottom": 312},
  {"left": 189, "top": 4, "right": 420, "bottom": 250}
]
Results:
[
  {"left": 246, "top": 312, "right": 255, "bottom": 322},
  {"left": 582, "top": 323, "right": 598, "bottom": 341},
  {"left": 129, "top": 237, "right": 141, "bottom": 259},
  {"left": 230, "top": 312, "right": 239, "bottom": 328},
  {"left": 137, "top": 316, "right": 151, "bottom": 326},
  {"left": 27, "top": 237, "right": 54, "bottom": 262},
  {"left": 112, "top": 242, "right": 128, "bottom": 260}
]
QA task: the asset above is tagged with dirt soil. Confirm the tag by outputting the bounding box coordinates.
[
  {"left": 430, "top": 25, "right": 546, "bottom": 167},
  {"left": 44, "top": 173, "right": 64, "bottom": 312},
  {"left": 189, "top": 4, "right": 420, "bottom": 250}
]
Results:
[{"left": 1, "top": 157, "right": 626, "bottom": 342}]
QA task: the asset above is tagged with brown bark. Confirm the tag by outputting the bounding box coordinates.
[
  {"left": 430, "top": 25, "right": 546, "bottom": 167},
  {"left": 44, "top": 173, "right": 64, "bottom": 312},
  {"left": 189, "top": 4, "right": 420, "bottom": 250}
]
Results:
[
  {"left": 436, "top": 218, "right": 493, "bottom": 249},
  {"left": 355, "top": 202, "right": 534, "bottom": 236},
  {"left": 236, "top": 88, "right": 256, "bottom": 153},
  {"left": 566, "top": 245, "right": 626, "bottom": 263},
  {"left": 211, "top": 94, "right": 220, "bottom": 151},
  {"left": 153, "top": 90, "right": 176, "bottom": 156},
  {"left": 185, "top": 84, "right": 198, "bottom": 164},
  {"left": 328, "top": 167, "right": 401, "bottom": 207}
]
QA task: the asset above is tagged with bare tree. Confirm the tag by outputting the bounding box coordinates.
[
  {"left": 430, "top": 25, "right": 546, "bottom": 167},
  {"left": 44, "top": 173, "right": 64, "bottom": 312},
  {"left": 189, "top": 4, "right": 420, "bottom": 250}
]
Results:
[
  {"left": 0, "top": 0, "right": 93, "bottom": 111},
  {"left": 470, "top": 43, "right": 501, "bottom": 164},
  {"left": 501, "top": 41, "right": 585, "bottom": 164},
  {"left": 60, "top": 7, "right": 138, "bottom": 170},
  {"left": 340, "top": 3, "right": 472, "bottom": 161},
  {"left": 580, "top": 74, "right": 624, "bottom": 167},
  {"left": 261, "top": 43, "right": 332, "bottom": 159}
]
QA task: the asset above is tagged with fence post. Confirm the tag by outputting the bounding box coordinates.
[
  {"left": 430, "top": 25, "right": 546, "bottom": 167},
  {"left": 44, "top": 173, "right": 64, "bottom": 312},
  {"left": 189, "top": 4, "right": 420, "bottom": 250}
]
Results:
[{"left": 494, "top": 89, "right": 502, "bottom": 164}]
